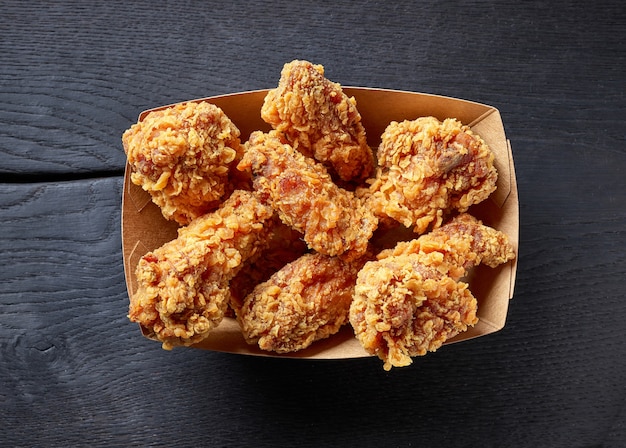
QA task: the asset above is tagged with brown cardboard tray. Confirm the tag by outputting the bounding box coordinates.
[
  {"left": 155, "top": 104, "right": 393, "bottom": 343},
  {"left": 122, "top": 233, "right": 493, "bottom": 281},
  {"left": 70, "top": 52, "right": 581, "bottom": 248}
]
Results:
[{"left": 121, "top": 87, "right": 519, "bottom": 359}]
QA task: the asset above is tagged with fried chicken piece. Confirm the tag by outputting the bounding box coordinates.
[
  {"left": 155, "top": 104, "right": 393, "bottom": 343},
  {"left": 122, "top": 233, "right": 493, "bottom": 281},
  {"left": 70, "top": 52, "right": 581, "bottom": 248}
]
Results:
[
  {"left": 122, "top": 101, "right": 243, "bottom": 225},
  {"left": 351, "top": 255, "right": 477, "bottom": 370},
  {"left": 238, "top": 130, "right": 378, "bottom": 260},
  {"left": 379, "top": 213, "right": 515, "bottom": 272},
  {"left": 128, "top": 190, "right": 274, "bottom": 350},
  {"left": 349, "top": 213, "right": 515, "bottom": 370},
  {"left": 238, "top": 252, "right": 367, "bottom": 353},
  {"left": 366, "top": 116, "right": 498, "bottom": 233},
  {"left": 261, "top": 60, "right": 375, "bottom": 183}
]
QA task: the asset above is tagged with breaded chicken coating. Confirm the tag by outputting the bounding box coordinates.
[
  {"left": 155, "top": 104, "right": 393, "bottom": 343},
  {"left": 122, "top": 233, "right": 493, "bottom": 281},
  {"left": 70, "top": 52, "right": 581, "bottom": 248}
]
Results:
[
  {"left": 261, "top": 60, "right": 375, "bottom": 183},
  {"left": 228, "top": 219, "right": 308, "bottom": 313},
  {"left": 238, "top": 252, "right": 366, "bottom": 353},
  {"left": 367, "top": 117, "right": 497, "bottom": 233},
  {"left": 122, "top": 101, "right": 243, "bottom": 225},
  {"left": 379, "top": 213, "right": 515, "bottom": 272},
  {"left": 349, "top": 214, "right": 515, "bottom": 370},
  {"left": 128, "top": 190, "right": 274, "bottom": 350},
  {"left": 238, "top": 130, "right": 378, "bottom": 261}
]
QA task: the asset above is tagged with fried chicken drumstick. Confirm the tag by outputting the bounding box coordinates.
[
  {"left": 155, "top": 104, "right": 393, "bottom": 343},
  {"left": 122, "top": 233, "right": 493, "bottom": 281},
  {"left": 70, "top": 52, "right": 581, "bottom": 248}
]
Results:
[
  {"left": 128, "top": 190, "right": 274, "bottom": 349},
  {"left": 366, "top": 117, "right": 498, "bottom": 234},
  {"left": 349, "top": 214, "right": 515, "bottom": 370},
  {"left": 237, "top": 252, "right": 367, "bottom": 353},
  {"left": 261, "top": 59, "right": 375, "bottom": 183},
  {"left": 122, "top": 101, "right": 243, "bottom": 225},
  {"left": 238, "top": 130, "right": 377, "bottom": 260}
]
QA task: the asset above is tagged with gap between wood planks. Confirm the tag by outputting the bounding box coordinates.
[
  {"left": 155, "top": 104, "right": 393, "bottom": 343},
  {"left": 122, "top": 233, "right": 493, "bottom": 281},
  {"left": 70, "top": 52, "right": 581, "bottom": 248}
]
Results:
[{"left": 1, "top": 170, "right": 124, "bottom": 184}]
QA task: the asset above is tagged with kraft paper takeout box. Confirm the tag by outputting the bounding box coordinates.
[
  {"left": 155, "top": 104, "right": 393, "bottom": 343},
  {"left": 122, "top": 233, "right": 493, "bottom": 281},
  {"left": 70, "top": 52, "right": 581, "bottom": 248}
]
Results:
[{"left": 121, "top": 87, "right": 519, "bottom": 359}]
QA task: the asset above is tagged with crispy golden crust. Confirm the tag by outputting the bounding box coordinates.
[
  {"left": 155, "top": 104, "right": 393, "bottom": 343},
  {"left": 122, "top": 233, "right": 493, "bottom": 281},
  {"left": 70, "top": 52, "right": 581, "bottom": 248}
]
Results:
[
  {"left": 349, "top": 214, "right": 515, "bottom": 370},
  {"left": 228, "top": 219, "right": 308, "bottom": 313},
  {"left": 238, "top": 252, "right": 366, "bottom": 353},
  {"left": 128, "top": 190, "right": 274, "bottom": 349},
  {"left": 367, "top": 117, "right": 498, "bottom": 233},
  {"left": 261, "top": 60, "right": 374, "bottom": 183},
  {"left": 122, "top": 101, "right": 243, "bottom": 225},
  {"left": 238, "top": 130, "right": 378, "bottom": 260},
  {"left": 379, "top": 213, "right": 516, "bottom": 271},
  {"left": 350, "top": 255, "right": 477, "bottom": 370}
]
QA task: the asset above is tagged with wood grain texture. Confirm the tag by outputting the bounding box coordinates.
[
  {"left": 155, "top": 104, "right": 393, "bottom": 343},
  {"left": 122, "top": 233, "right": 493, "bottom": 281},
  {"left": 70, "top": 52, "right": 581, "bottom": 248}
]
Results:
[{"left": 1, "top": 0, "right": 626, "bottom": 446}]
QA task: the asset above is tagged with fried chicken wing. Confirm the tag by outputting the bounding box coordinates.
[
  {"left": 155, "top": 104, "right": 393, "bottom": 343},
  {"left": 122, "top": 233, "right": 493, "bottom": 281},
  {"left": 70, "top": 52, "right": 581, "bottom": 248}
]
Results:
[
  {"left": 122, "top": 101, "right": 243, "bottom": 225},
  {"left": 349, "top": 213, "right": 515, "bottom": 370},
  {"left": 128, "top": 190, "right": 274, "bottom": 350},
  {"left": 237, "top": 252, "right": 366, "bottom": 353},
  {"left": 379, "top": 213, "right": 515, "bottom": 272},
  {"left": 261, "top": 60, "right": 375, "bottom": 183},
  {"left": 366, "top": 117, "right": 497, "bottom": 233},
  {"left": 238, "top": 130, "right": 378, "bottom": 260}
]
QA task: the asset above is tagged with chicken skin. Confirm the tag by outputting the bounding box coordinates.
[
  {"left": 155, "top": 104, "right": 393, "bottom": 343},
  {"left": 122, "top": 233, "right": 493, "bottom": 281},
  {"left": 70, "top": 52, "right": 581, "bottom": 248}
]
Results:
[
  {"left": 349, "top": 214, "right": 515, "bottom": 370},
  {"left": 366, "top": 117, "right": 498, "bottom": 234},
  {"left": 122, "top": 101, "right": 243, "bottom": 225},
  {"left": 128, "top": 190, "right": 274, "bottom": 350},
  {"left": 238, "top": 130, "right": 377, "bottom": 261},
  {"left": 238, "top": 252, "right": 367, "bottom": 353},
  {"left": 261, "top": 60, "right": 375, "bottom": 184}
]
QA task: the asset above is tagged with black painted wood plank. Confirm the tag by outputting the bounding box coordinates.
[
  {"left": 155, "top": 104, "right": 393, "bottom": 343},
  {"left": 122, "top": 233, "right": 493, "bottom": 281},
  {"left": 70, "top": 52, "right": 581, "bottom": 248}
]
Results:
[
  {"left": 2, "top": 1, "right": 625, "bottom": 178},
  {"left": 0, "top": 161, "right": 624, "bottom": 446}
]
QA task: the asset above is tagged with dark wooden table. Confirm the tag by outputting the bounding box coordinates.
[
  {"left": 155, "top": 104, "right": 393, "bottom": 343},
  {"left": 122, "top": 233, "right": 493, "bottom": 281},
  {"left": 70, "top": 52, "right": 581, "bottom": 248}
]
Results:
[{"left": 2, "top": 1, "right": 625, "bottom": 447}]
